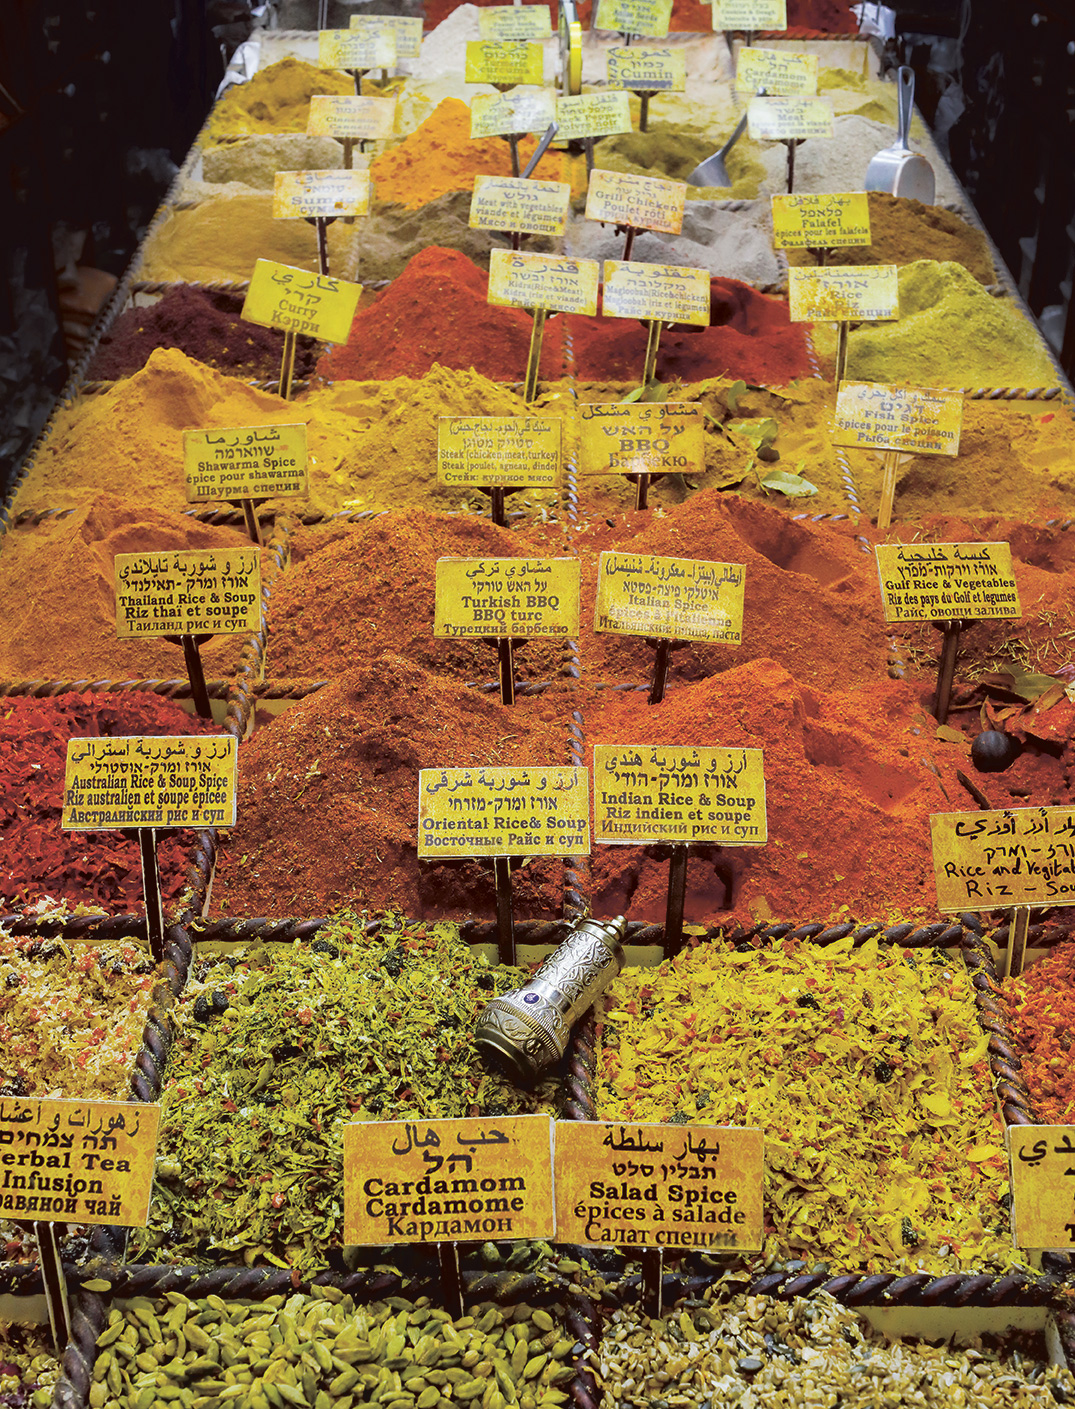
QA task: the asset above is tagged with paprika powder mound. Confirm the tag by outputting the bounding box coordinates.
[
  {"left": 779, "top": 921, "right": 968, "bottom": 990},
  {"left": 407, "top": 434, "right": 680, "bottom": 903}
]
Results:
[
  {"left": 202, "top": 57, "right": 356, "bottom": 140},
  {"left": 1003, "top": 943, "right": 1075, "bottom": 1125}
]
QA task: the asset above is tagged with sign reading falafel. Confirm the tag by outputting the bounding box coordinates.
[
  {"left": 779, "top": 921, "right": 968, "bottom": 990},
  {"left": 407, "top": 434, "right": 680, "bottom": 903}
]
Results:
[
  {"left": 62, "top": 735, "right": 238, "bottom": 830},
  {"left": 469, "top": 176, "right": 570, "bottom": 236},
  {"left": 343, "top": 1115, "right": 555, "bottom": 1246},
  {"left": 595, "top": 552, "right": 745, "bottom": 643},
  {"left": 606, "top": 48, "right": 686, "bottom": 92},
  {"left": 349, "top": 14, "right": 422, "bottom": 58},
  {"left": 307, "top": 94, "right": 397, "bottom": 141},
  {"left": 585, "top": 169, "right": 685, "bottom": 235},
  {"left": 594, "top": 0, "right": 673, "bottom": 36},
  {"left": 735, "top": 45, "right": 817, "bottom": 94},
  {"left": 1008, "top": 1126, "right": 1075, "bottom": 1251},
  {"left": 0, "top": 1098, "right": 160, "bottom": 1227},
  {"left": 183, "top": 424, "right": 308, "bottom": 502},
  {"left": 465, "top": 40, "right": 545, "bottom": 86},
  {"left": 242, "top": 259, "right": 362, "bottom": 343},
  {"left": 435, "top": 558, "right": 580, "bottom": 639},
  {"left": 437, "top": 416, "right": 561, "bottom": 487},
  {"left": 115, "top": 548, "right": 260, "bottom": 638},
  {"left": 478, "top": 6, "right": 554, "bottom": 40},
  {"left": 930, "top": 807, "right": 1075, "bottom": 912},
  {"left": 418, "top": 767, "right": 590, "bottom": 858},
  {"left": 832, "top": 382, "right": 962, "bottom": 456},
  {"left": 579, "top": 402, "right": 703, "bottom": 477},
  {"left": 788, "top": 266, "right": 898, "bottom": 323},
  {"left": 875, "top": 543, "right": 1020, "bottom": 624},
  {"left": 771, "top": 193, "right": 869, "bottom": 248},
  {"left": 713, "top": 0, "right": 786, "bottom": 27},
  {"left": 555, "top": 1122, "right": 763, "bottom": 1251},
  {"left": 593, "top": 745, "right": 766, "bottom": 845},
  {"left": 603, "top": 261, "right": 710, "bottom": 324},
  {"left": 555, "top": 92, "right": 633, "bottom": 142},
  {"left": 488, "top": 250, "right": 600, "bottom": 314}
]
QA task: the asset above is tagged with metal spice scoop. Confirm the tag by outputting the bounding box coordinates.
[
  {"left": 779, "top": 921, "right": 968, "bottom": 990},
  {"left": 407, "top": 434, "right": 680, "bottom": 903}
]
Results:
[
  {"left": 475, "top": 914, "right": 627, "bottom": 1086},
  {"left": 864, "top": 66, "right": 935, "bottom": 204},
  {"left": 686, "top": 111, "right": 749, "bottom": 188}
]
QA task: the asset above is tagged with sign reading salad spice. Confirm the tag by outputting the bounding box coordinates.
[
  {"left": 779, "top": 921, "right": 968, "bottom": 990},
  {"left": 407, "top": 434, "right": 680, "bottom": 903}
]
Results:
[
  {"left": 606, "top": 48, "right": 686, "bottom": 92},
  {"left": 349, "top": 14, "right": 423, "bottom": 58},
  {"left": 555, "top": 91, "right": 633, "bottom": 142},
  {"left": 595, "top": 552, "right": 746, "bottom": 643},
  {"left": 713, "top": 0, "right": 786, "bottom": 28},
  {"left": 319, "top": 27, "right": 397, "bottom": 71},
  {"left": 62, "top": 735, "right": 238, "bottom": 830},
  {"left": 735, "top": 46, "right": 818, "bottom": 95},
  {"left": 418, "top": 766, "right": 590, "bottom": 857},
  {"left": 435, "top": 558, "right": 581, "bottom": 639},
  {"left": 271, "top": 169, "right": 370, "bottom": 220},
  {"left": 555, "top": 1122, "right": 764, "bottom": 1250},
  {"left": 579, "top": 402, "right": 703, "bottom": 477},
  {"left": 931, "top": 807, "right": 1075, "bottom": 911},
  {"left": 749, "top": 97, "right": 834, "bottom": 141},
  {"left": 471, "top": 88, "right": 556, "bottom": 138},
  {"left": 593, "top": 745, "right": 767, "bottom": 844},
  {"left": 594, "top": 0, "right": 673, "bottom": 36},
  {"left": 307, "top": 94, "right": 396, "bottom": 141},
  {"left": 242, "top": 260, "right": 362, "bottom": 342},
  {"left": 602, "top": 261, "right": 711, "bottom": 324},
  {"left": 787, "top": 266, "right": 899, "bottom": 324},
  {"left": 0, "top": 1098, "right": 160, "bottom": 1227},
  {"left": 832, "top": 383, "right": 962, "bottom": 456},
  {"left": 875, "top": 543, "right": 1020, "bottom": 624},
  {"left": 771, "top": 193, "right": 870, "bottom": 249},
  {"left": 585, "top": 169, "right": 686, "bottom": 235},
  {"left": 470, "top": 177, "right": 571, "bottom": 237},
  {"left": 478, "top": 6, "right": 554, "bottom": 40},
  {"left": 488, "top": 250, "right": 600, "bottom": 314},
  {"left": 465, "top": 40, "right": 544, "bottom": 87},
  {"left": 114, "top": 548, "right": 261, "bottom": 637},
  {"left": 1009, "top": 1127, "right": 1075, "bottom": 1250},
  {"left": 438, "top": 416, "right": 561, "bottom": 487},
  {"left": 183, "top": 424, "right": 308, "bottom": 502}
]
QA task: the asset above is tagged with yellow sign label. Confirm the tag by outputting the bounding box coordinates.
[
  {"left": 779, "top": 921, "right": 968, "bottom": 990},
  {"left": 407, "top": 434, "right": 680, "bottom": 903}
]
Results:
[
  {"left": 478, "top": 6, "right": 554, "bottom": 40},
  {"left": 465, "top": 40, "right": 544, "bottom": 86},
  {"left": 488, "top": 249, "right": 600, "bottom": 314},
  {"left": 594, "top": 0, "right": 672, "bottom": 36},
  {"left": 595, "top": 552, "right": 745, "bottom": 643},
  {"left": 930, "top": 808, "right": 1075, "bottom": 912},
  {"left": 434, "top": 558, "right": 581, "bottom": 639},
  {"left": 579, "top": 402, "right": 703, "bottom": 477},
  {"left": 242, "top": 259, "right": 362, "bottom": 343},
  {"left": 343, "top": 1116, "right": 555, "bottom": 1246},
  {"left": 749, "top": 95, "right": 834, "bottom": 140},
  {"left": 272, "top": 169, "right": 370, "bottom": 220},
  {"left": 307, "top": 94, "right": 396, "bottom": 141},
  {"left": 114, "top": 548, "right": 261, "bottom": 638},
  {"left": 555, "top": 1122, "right": 764, "bottom": 1251},
  {"left": 735, "top": 45, "right": 818, "bottom": 95},
  {"left": 471, "top": 88, "right": 556, "bottom": 138},
  {"left": 602, "top": 261, "right": 711, "bottom": 325},
  {"left": 556, "top": 91, "right": 633, "bottom": 141},
  {"left": 319, "top": 28, "right": 396, "bottom": 70},
  {"left": 0, "top": 1098, "right": 160, "bottom": 1227},
  {"left": 1009, "top": 1127, "right": 1075, "bottom": 1251},
  {"left": 585, "top": 169, "right": 685, "bottom": 235},
  {"left": 470, "top": 176, "right": 570, "bottom": 236},
  {"left": 787, "top": 265, "right": 899, "bottom": 323},
  {"left": 771, "top": 192, "right": 869, "bottom": 248},
  {"left": 594, "top": 745, "right": 766, "bottom": 845},
  {"left": 183, "top": 423, "right": 308, "bottom": 502},
  {"left": 349, "top": 14, "right": 422, "bottom": 57},
  {"left": 62, "top": 735, "right": 238, "bottom": 830},
  {"left": 418, "top": 767, "right": 590, "bottom": 858},
  {"left": 832, "top": 382, "right": 962, "bottom": 455},
  {"left": 438, "top": 415, "right": 561, "bottom": 486},
  {"left": 713, "top": 0, "right": 786, "bottom": 27},
  {"left": 875, "top": 543, "right": 1019, "bottom": 624},
  {"left": 606, "top": 47, "right": 686, "bottom": 91}
]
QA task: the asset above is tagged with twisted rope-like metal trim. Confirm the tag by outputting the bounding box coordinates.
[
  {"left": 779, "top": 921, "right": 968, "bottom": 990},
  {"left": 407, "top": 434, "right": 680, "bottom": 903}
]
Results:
[
  {"left": 564, "top": 710, "right": 589, "bottom": 922},
  {"left": 55, "top": 1286, "right": 109, "bottom": 1409},
  {"left": 564, "top": 1007, "right": 597, "bottom": 1122},
  {"left": 129, "top": 278, "right": 252, "bottom": 295},
  {"left": 962, "top": 929, "right": 1039, "bottom": 1128},
  {"left": 252, "top": 678, "right": 330, "bottom": 699},
  {"left": 0, "top": 677, "right": 236, "bottom": 700},
  {"left": 955, "top": 387, "right": 1067, "bottom": 400},
  {"left": 0, "top": 912, "right": 147, "bottom": 941},
  {"left": 565, "top": 1289, "right": 602, "bottom": 1409}
]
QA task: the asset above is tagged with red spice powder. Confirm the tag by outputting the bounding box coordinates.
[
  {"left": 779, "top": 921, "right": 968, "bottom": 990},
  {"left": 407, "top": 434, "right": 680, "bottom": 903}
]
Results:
[
  {"left": 1003, "top": 944, "right": 1075, "bottom": 1123},
  {"left": 316, "top": 246, "right": 565, "bottom": 383}
]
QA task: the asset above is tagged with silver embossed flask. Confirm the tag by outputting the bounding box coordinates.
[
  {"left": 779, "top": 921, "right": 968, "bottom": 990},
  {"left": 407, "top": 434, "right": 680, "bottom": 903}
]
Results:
[{"left": 474, "top": 915, "right": 627, "bottom": 1086}]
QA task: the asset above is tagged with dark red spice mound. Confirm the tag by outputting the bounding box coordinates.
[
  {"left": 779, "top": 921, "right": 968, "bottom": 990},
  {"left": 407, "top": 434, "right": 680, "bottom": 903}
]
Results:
[
  {"left": 0, "top": 693, "right": 216, "bottom": 914},
  {"left": 87, "top": 285, "right": 318, "bottom": 382},
  {"left": 316, "top": 246, "right": 565, "bottom": 383},
  {"left": 567, "top": 277, "right": 813, "bottom": 385}
]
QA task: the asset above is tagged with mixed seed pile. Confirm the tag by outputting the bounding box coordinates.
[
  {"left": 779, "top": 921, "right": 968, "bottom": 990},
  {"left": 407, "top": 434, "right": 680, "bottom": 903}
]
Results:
[
  {"left": 595, "top": 1293, "right": 1075, "bottom": 1409},
  {"left": 88, "top": 1288, "right": 575, "bottom": 1409},
  {"left": 0, "top": 1319, "right": 60, "bottom": 1409}
]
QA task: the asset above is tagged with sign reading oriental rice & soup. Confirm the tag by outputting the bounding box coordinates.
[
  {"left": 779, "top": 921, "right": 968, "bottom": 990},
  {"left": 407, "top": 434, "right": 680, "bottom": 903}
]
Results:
[{"left": 418, "top": 767, "right": 590, "bottom": 857}]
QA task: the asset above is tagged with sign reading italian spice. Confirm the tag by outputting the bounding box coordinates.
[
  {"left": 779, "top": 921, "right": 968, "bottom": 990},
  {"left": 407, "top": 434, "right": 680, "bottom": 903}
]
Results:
[
  {"left": 271, "top": 169, "right": 370, "bottom": 220},
  {"left": 586, "top": 169, "right": 686, "bottom": 235},
  {"left": 787, "top": 265, "right": 899, "bottom": 323},
  {"left": 606, "top": 47, "right": 686, "bottom": 91},
  {"left": 1009, "top": 1127, "right": 1075, "bottom": 1250},
  {"left": 595, "top": 552, "right": 746, "bottom": 643},
  {"left": 114, "top": 548, "right": 260, "bottom": 638},
  {"left": 579, "top": 402, "right": 703, "bottom": 477},
  {"left": 343, "top": 1116, "right": 555, "bottom": 1245},
  {"left": 749, "top": 97, "right": 834, "bottom": 141},
  {"left": 183, "top": 424, "right": 308, "bottom": 502},
  {"left": 62, "top": 735, "right": 238, "bottom": 830},
  {"left": 556, "top": 91, "right": 633, "bottom": 141},
  {"left": 875, "top": 543, "right": 1020, "bottom": 623},
  {"left": 735, "top": 46, "right": 817, "bottom": 95},
  {"left": 488, "top": 249, "right": 600, "bottom": 313},
  {"left": 437, "top": 415, "right": 561, "bottom": 487},
  {"left": 318, "top": 27, "right": 397, "bottom": 71},
  {"left": 555, "top": 1122, "right": 763, "bottom": 1250},
  {"left": 602, "top": 262, "right": 711, "bottom": 324},
  {"left": 478, "top": 5, "right": 554, "bottom": 39},
  {"left": 435, "top": 558, "right": 580, "bottom": 639},
  {"left": 307, "top": 94, "right": 397, "bottom": 141},
  {"left": 465, "top": 40, "right": 545, "bottom": 86},
  {"left": 349, "top": 13, "right": 422, "bottom": 57},
  {"left": 0, "top": 1098, "right": 160, "bottom": 1227},
  {"left": 593, "top": 745, "right": 767, "bottom": 844},
  {"left": 832, "top": 382, "right": 962, "bottom": 455},
  {"left": 930, "top": 808, "right": 1075, "bottom": 911},
  {"left": 771, "top": 192, "right": 870, "bottom": 248},
  {"left": 713, "top": 0, "right": 786, "bottom": 27},
  {"left": 418, "top": 766, "right": 590, "bottom": 857},
  {"left": 241, "top": 260, "right": 362, "bottom": 342},
  {"left": 470, "top": 176, "right": 571, "bottom": 236},
  {"left": 594, "top": 0, "right": 673, "bottom": 35},
  {"left": 471, "top": 88, "right": 556, "bottom": 139}
]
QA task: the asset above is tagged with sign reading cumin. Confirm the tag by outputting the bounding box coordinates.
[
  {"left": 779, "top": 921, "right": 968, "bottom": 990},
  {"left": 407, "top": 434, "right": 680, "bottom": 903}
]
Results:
[
  {"left": 0, "top": 1097, "right": 160, "bottom": 1227},
  {"left": 242, "top": 260, "right": 362, "bottom": 343},
  {"left": 183, "top": 424, "right": 308, "bottom": 501},
  {"left": 62, "top": 735, "right": 238, "bottom": 830},
  {"left": 437, "top": 416, "right": 561, "bottom": 487},
  {"left": 580, "top": 402, "right": 703, "bottom": 477},
  {"left": 606, "top": 47, "right": 686, "bottom": 91},
  {"left": 875, "top": 543, "right": 1020, "bottom": 623},
  {"left": 931, "top": 808, "right": 1075, "bottom": 911},
  {"left": 594, "top": 745, "right": 766, "bottom": 844},
  {"left": 418, "top": 767, "right": 590, "bottom": 857},
  {"left": 114, "top": 548, "right": 260, "bottom": 637},
  {"left": 1009, "top": 1126, "right": 1075, "bottom": 1250},
  {"left": 343, "top": 1116, "right": 555, "bottom": 1244},
  {"left": 435, "top": 558, "right": 581, "bottom": 639},
  {"left": 595, "top": 552, "right": 746, "bottom": 643},
  {"left": 555, "top": 1122, "right": 763, "bottom": 1250}
]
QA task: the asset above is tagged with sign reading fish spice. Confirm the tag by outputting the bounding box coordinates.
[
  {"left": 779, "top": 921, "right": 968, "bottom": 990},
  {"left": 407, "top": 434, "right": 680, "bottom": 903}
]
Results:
[
  {"left": 306, "top": 94, "right": 396, "bottom": 141},
  {"left": 594, "top": 0, "right": 673, "bottom": 35},
  {"left": 471, "top": 88, "right": 557, "bottom": 138},
  {"left": 579, "top": 402, "right": 703, "bottom": 477},
  {"left": 343, "top": 1115, "right": 555, "bottom": 1245},
  {"left": 713, "top": 0, "right": 786, "bottom": 27},
  {"left": 735, "top": 45, "right": 818, "bottom": 95},
  {"left": 832, "top": 382, "right": 962, "bottom": 455},
  {"left": 555, "top": 1122, "right": 763, "bottom": 1250},
  {"left": 586, "top": 169, "right": 686, "bottom": 235},
  {"left": 603, "top": 262, "right": 711, "bottom": 324},
  {"left": 606, "top": 48, "right": 686, "bottom": 91},
  {"left": 465, "top": 40, "right": 545, "bottom": 86},
  {"left": 418, "top": 767, "right": 590, "bottom": 857},
  {"left": 438, "top": 416, "right": 561, "bottom": 487},
  {"left": 595, "top": 552, "right": 746, "bottom": 643},
  {"left": 1009, "top": 1126, "right": 1075, "bottom": 1250},
  {"left": 771, "top": 193, "right": 870, "bottom": 248},
  {"left": 478, "top": 6, "right": 553, "bottom": 39},
  {"left": 318, "top": 27, "right": 396, "bottom": 71},
  {"left": 62, "top": 735, "right": 238, "bottom": 830},
  {"left": 349, "top": 13, "right": 422, "bottom": 57},
  {"left": 272, "top": 169, "right": 370, "bottom": 219},
  {"left": 241, "top": 260, "right": 362, "bottom": 343},
  {"left": 488, "top": 249, "right": 600, "bottom": 313},
  {"left": 930, "top": 807, "right": 1075, "bottom": 911},
  {"left": 875, "top": 543, "right": 1020, "bottom": 623},
  {"left": 556, "top": 91, "right": 633, "bottom": 142},
  {"left": 435, "top": 558, "right": 581, "bottom": 639},
  {"left": 594, "top": 745, "right": 766, "bottom": 844},
  {"left": 183, "top": 424, "right": 308, "bottom": 502},
  {"left": 114, "top": 548, "right": 260, "bottom": 637},
  {"left": 787, "top": 266, "right": 899, "bottom": 323},
  {"left": 0, "top": 1098, "right": 160, "bottom": 1227},
  {"left": 749, "top": 97, "right": 834, "bottom": 141},
  {"left": 470, "top": 176, "right": 571, "bottom": 236}
]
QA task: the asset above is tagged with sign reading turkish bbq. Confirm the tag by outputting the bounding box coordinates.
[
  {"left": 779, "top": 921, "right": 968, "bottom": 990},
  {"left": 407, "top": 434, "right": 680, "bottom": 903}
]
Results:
[
  {"left": 555, "top": 1122, "right": 764, "bottom": 1250},
  {"left": 748, "top": 96, "right": 833, "bottom": 141},
  {"left": 586, "top": 169, "right": 685, "bottom": 235},
  {"left": 438, "top": 416, "right": 561, "bottom": 487},
  {"left": 594, "top": 0, "right": 673, "bottom": 36},
  {"left": 183, "top": 424, "right": 308, "bottom": 502},
  {"left": 735, "top": 45, "right": 817, "bottom": 95},
  {"left": 418, "top": 767, "right": 590, "bottom": 857},
  {"left": 470, "top": 176, "right": 571, "bottom": 237},
  {"left": 594, "top": 745, "right": 767, "bottom": 845},
  {"left": 349, "top": 13, "right": 422, "bottom": 57},
  {"left": 771, "top": 193, "right": 869, "bottom": 248},
  {"left": 62, "top": 735, "right": 238, "bottom": 831},
  {"left": 241, "top": 260, "right": 362, "bottom": 342},
  {"left": 478, "top": 5, "right": 553, "bottom": 39},
  {"left": 434, "top": 558, "right": 581, "bottom": 638},
  {"left": 596, "top": 552, "right": 746, "bottom": 644},
  {"left": 555, "top": 92, "right": 633, "bottom": 142},
  {"left": 875, "top": 542, "right": 1020, "bottom": 623},
  {"left": 580, "top": 402, "right": 703, "bottom": 478},
  {"left": 931, "top": 807, "right": 1075, "bottom": 911},
  {"left": 465, "top": 40, "right": 544, "bottom": 86},
  {"left": 1009, "top": 1127, "right": 1075, "bottom": 1250},
  {"left": 114, "top": 548, "right": 260, "bottom": 637},
  {"left": 0, "top": 1098, "right": 159, "bottom": 1227},
  {"left": 307, "top": 95, "right": 396, "bottom": 141},
  {"left": 713, "top": 0, "right": 786, "bottom": 27},
  {"left": 272, "top": 169, "right": 370, "bottom": 219}
]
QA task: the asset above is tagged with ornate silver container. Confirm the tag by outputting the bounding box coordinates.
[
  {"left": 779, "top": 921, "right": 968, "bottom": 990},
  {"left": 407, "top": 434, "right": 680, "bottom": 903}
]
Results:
[{"left": 474, "top": 915, "right": 627, "bottom": 1086}]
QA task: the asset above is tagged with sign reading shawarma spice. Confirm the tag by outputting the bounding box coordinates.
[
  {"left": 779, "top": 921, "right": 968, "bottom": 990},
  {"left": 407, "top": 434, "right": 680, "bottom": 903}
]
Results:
[
  {"left": 183, "top": 424, "right": 308, "bottom": 502},
  {"left": 595, "top": 551, "right": 746, "bottom": 643}
]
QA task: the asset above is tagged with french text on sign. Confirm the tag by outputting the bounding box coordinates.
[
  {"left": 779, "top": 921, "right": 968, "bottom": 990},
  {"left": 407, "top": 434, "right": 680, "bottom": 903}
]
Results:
[
  {"left": 735, "top": 45, "right": 817, "bottom": 95},
  {"left": 875, "top": 542, "right": 1019, "bottom": 623},
  {"left": 242, "top": 259, "right": 362, "bottom": 344},
  {"left": 418, "top": 767, "right": 590, "bottom": 858},
  {"left": 470, "top": 88, "right": 556, "bottom": 138},
  {"left": 593, "top": 744, "right": 767, "bottom": 845},
  {"left": 585, "top": 168, "right": 686, "bottom": 236},
  {"left": 748, "top": 96, "right": 833, "bottom": 141},
  {"left": 595, "top": 551, "right": 746, "bottom": 644},
  {"left": 770, "top": 192, "right": 869, "bottom": 249},
  {"left": 272, "top": 169, "right": 370, "bottom": 220},
  {"left": 183, "top": 424, "right": 308, "bottom": 503},
  {"left": 434, "top": 558, "right": 581, "bottom": 639},
  {"left": 470, "top": 176, "right": 571, "bottom": 237},
  {"left": 556, "top": 92, "right": 633, "bottom": 142},
  {"left": 713, "top": 0, "right": 787, "bottom": 28},
  {"left": 930, "top": 807, "right": 1075, "bottom": 912},
  {"left": 787, "top": 265, "right": 899, "bottom": 323},
  {"left": 579, "top": 401, "right": 703, "bottom": 478},
  {"left": 114, "top": 547, "right": 261, "bottom": 639},
  {"left": 832, "top": 382, "right": 962, "bottom": 456},
  {"left": 1009, "top": 1126, "right": 1075, "bottom": 1251},
  {"left": 62, "top": 735, "right": 238, "bottom": 831},
  {"left": 437, "top": 415, "right": 561, "bottom": 487},
  {"left": 488, "top": 249, "right": 600, "bottom": 315},
  {"left": 602, "top": 261, "right": 710, "bottom": 325},
  {"left": 307, "top": 95, "right": 397, "bottom": 141}
]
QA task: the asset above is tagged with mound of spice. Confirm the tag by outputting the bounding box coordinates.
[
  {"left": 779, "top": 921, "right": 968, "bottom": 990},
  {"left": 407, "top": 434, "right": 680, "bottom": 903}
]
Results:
[
  {"left": 592, "top": 125, "right": 767, "bottom": 201},
  {"left": 360, "top": 190, "right": 556, "bottom": 281},
  {"left": 132, "top": 918, "right": 558, "bottom": 1270},
  {"left": 0, "top": 1323, "right": 59, "bottom": 1408},
  {"left": 316, "top": 245, "right": 565, "bottom": 383},
  {"left": 202, "top": 58, "right": 355, "bottom": 139},
  {"left": 0, "top": 692, "right": 210, "bottom": 914},
  {"left": 1003, "top": 943, "right": 1075, "bottom": 1124},
  {"left": 87, "top": 286, "right": 319, "bottom": 382},
  {"left": 201, "top": 132, "right": 345, "bottom": 188},
  {"left": 596, "top": 935, "right": 1016, "bottom": 1273},
  {"left": 211, "top": 654, "right": 575, "bottom": 920}
]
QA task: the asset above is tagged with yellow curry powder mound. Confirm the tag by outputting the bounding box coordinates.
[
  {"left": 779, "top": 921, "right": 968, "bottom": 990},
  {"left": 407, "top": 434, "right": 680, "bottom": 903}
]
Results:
[{"left": 203, "top": 57, "right": 355, "bottom": 139}]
